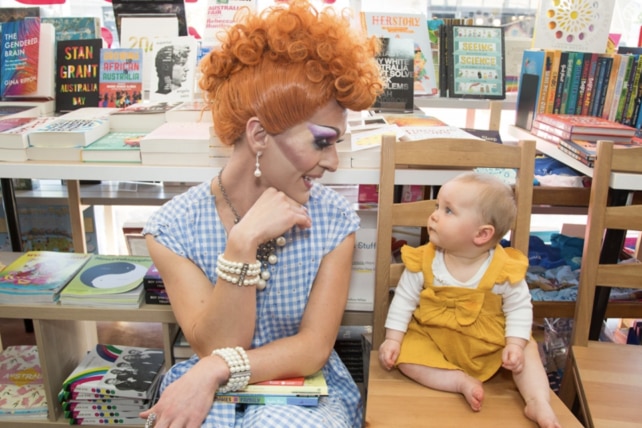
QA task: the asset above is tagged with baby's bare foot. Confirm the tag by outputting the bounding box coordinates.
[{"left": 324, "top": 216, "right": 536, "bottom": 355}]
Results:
[
  {"left": 456, "top": 374, "right": 484, "bottom": 412},
  {"left": 524, "top": 397, "right": 561, "bottom": 428}
]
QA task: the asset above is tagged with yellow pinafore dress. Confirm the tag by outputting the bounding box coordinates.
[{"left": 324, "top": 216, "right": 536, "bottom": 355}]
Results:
[{"left": 395, "top": 242, "right": 528, "bottom": 381}]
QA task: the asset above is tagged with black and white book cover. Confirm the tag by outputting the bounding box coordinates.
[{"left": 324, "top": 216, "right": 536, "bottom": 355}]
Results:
[{"left": 373, "top": 38, "right": 415, "bottom": 112}]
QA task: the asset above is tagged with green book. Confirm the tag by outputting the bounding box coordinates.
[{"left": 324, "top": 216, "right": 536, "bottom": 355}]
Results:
[{"left": 81, "top": 131, "right": 145, "bottom": 163}]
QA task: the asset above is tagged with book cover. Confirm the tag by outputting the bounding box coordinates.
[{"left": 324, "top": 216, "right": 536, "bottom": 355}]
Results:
[
  {"left": 202, "top": 0, "right": 258, "bottom": 47},
  {"left": 503, "top": 37, "right": 532, "bottom": 94},
  {"left": 544, "top": 49, "right": 563, "bottom": 114},
  {"left": 560, "top": 138, "right": 642, "bottom": 161},
  {"left": 565, "top": 52, "right": 585, "bottom": 115},
  {"left": 60, "top": 254, "right": 153, "bottom": 299},
  {"left": 144, "top": 288, "right": 169, "bottom": 305},
  {"left": 60, "top": 344, "right": 164, "bottom": 400},
  {"left": 515, "top": 49, "right": 546, "bottom": 128},
  {"left": 427, "top": 18, "right": 444, "bottom": 92},
  {"left": 534, "top": 113, "right": 637, "bottom": 136},
  {"left": 112, "top": 0, "right": 187, "bottom": 39},
  {"left": 143, "top": 264, "right": 164, "bottom": 290},
  {"left": 215, "top": 392, "right": 319, "bottom": 406},
  {"left": 99, "top": 48, "right": 144, "bottom": 109},
  {"left": 55, "top": 38, "right": 103, "bottom": 113},
  {"left": 360, "top": 11, "right": 438, "bottom": 96},
  {"left": 532, "top": 0, "right": 615, "bottom": 53},
  {"left": 0, "top": 18, "right": 41, "bottom": 97},
  {"left": 27, "top": 116, "right": 110, "bottom": 148},
  {"left": 241, "top": 370, "right": 328, "bottom": 395},
  {"left": 0, "top": 251, "right": 91, "bottom": 304},
  {"left": 372, "top": 37, "right": 414, "bottom": 112},
  {"left": 557, "top": 143, "right": 595, "bottom": 167},
  {"left": 615, "top": 54, "right": 638, "bottom": 123},
  {"left": 552, "top": 51, "right": 569, "bottom": 114},
  {"left": 622, "top": 54, "right": 642, "bottom": 125},
  {"left": 590, "top": 55, "right": 613, "bottom": 118},
  {"left": 81, "top": 131, "right": 145, "bottom": 163},
  {"left": 139, "top": 121, "right": 214, "bottom": 153},
  {"left": 164, "top": 100, "right": 212, "bottom": 123},
  {"left": 577, "top": 52, "right": 598, "bottom": 116},
  {"left": 447, "top": 25, "right": 505, "bottom": 100},
  {"left": 109, "top": 100, "right": 181, "bottom": 132},
  {"left": 1, "top": 20, "right": 55, "bottom": 100},
  {"left": 0, "top": 117, "right": 41, "bottom": 148},
  {"left": 41, "top": 16, "right": 101, "bottom": 42},
  {"left": 149, "top": 36, "right": 198, "bottom": 103},
  {"left": 0, "top": 345, "right": 47, "bottom": 417},
  {"left": 559, "top": 51, "right": 578, "bottom": 115}
]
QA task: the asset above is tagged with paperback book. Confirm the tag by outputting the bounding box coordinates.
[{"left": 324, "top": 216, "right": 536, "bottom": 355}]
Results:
[
  {"left": 0, "top": 104, "right": 40, "bottom": 119},
  {"left": 215, "top": 392, "right": 320, "bottom": 406},
  {"left": 372, "top": 37, "right": 414, "bottom": 112},
  {"left": 164, "top": 100, "right": 212, "bottom": 122},
  {"left": 241, "top": 370, "right": 328, "bottom": 396},
  {"left": 26, "top": 146, "right": 84, "bottom": 162},
  {"left": 144, "top": 287, "right": 169, "bottom": 305},
  {"left": 531, "top": 118, "right": 634, "bottom": 143},
  {"left": 149, "top": 36, "right": 198, "bottom": 103},
  {"left": 109, "top": 101, "right": 181, "bottom": 132},
  {"left": 59, "top": 254, "right": 153, "bottom": 308},
  {"left": 27, "top": 116, "right": 110, "bottom": 148},
  {"left": 81, "top": 131, "right": 145, "bottom": 163},
  {"left": 99, "top": 48, "right": 144, "bottom": 108},
  {"left": 0, "top": 345, "right": 47, "bottom": 418},
  {"left": 55, "top": 38, "right": 103, "bottom": 113},
  {"left": 143, "top": 264, "right": 164, "bottom": 290},
  {"left": 41, "top": 16, "right": 102, "bottom": 42},
  {"left": 0, "top": 251, "right": 91, "bottom": 304},
  {"left": 0, "top": 117, "right": 45, "bottom": 149},
  {"left": 138, "top": 121, "right": 215, "bottom": 153},
  {"left": 59, "top": 344, "right": 164, "bottom": 403}
]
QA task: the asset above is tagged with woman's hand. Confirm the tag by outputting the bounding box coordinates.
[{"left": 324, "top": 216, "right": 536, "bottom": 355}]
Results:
[{"left": 140, "top": 356, "right": 227, "bottom": 427}]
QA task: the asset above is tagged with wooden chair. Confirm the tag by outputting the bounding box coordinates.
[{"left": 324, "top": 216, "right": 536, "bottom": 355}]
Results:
[
  {"left": 365, "top": 134, "right": 582, "bottom": 427},
  {"left": 558, "top": 140, "right": 642, "bottom": 428}
]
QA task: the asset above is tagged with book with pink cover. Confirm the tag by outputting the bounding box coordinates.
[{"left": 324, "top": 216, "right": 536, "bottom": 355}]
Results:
[
  {"left": 534, "top": 114, "right": 637, "bottom": 137},
  {"left": 0, "top": 345, "right": 47, "bottom": 418}
]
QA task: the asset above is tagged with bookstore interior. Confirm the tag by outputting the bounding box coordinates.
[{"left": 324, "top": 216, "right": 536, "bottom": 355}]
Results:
[{"left": 1, "top": 0, "right": 642, "bottom": 426}]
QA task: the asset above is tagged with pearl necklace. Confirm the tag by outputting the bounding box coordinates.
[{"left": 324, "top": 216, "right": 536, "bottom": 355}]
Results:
[{"left": 217, "top": 169, "right": 286, "bottom": 290}]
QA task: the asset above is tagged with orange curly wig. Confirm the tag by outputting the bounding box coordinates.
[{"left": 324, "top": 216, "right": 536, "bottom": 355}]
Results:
[{"left": 199, "top": 0, "right": 383, "bottom": 146}]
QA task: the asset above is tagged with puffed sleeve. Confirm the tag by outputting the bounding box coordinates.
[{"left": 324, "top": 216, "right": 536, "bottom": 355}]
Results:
[{"left": 400, "top": 244, "right": 427, "bottom": 273}]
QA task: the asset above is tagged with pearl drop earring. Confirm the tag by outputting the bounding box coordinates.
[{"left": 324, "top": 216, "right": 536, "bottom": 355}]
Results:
[{"left": 254, "top": 151, "right": 262, "bottom": 178}]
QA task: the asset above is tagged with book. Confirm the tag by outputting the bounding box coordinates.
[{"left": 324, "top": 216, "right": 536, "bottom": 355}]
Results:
[
  {"left": 59, "top": 254, "right": 153, "bottom": 308},
  {"left": 202, "top": 0, "right": 258, "bottom": 47},
  {"left": 240, "top": 370, "right": 328, "bottom": 395},
  {"left": 109, "top": 101, "right": 181, "bottom": 132},
  {"left": 515, "top": 49, "right": 547, "bottom": 129},
  {"left": 1, "top": 19, "right": 56, "bottom": 100},
  {"left": 27, "top": 116, "right": 110, "bottom": 148},
  {"left": 0, "top": 117, "right": 48, "bottom": 149},
  {"left": 575, "top": 52, "right": 597, "bottom": 116},
  {"left": 138, "top": 121, "right": 215, "bottom": 153},
  {"left": 600, "top": 53, "right": 622, "bottom": 120},
  {"left": 172, "top": 330, "right": 194, "bottom": 361},
  {"left": 215, "top": 392, "right": 320, "bottom": 406},
  {"left": 532, "top": 0, "right": 615, "bottom": 53},
  {"left": 26, "top": 146, "right": 84, "bottom": 162},
  {"left": 164, "top": 100, "right": 212, "bottom": 122},
  {"left": 143, "top": 264, "right": 163, "bottom": 290},
  {"left": 552, "top": 51, "right": 569, "bottom": 114},
  {"left": 0, "top": 104, "right": 40, "bottom": 119},
  {"left": 564, "top": 52, "right": 585, "bottom": 115},
  {"left": 0, "top": 7, "right": 39, "bottom": 23},
  {"left": 144, "top": 287, "right": 169, "bottom": 305},
  {"left": 0, "top": 345, "right": 47, "bottom": 418},
  {"left": 398, "top": 125, "right": 483, "bottom": 141},
  {"left": 533, "top": 113, "right": 637, "bottom": 137},
  {"left": 149, "top": 35, "right": 198, "bottom": 103},
  {"left": 0, "top": 99, "right": 55, "bottom": 115},
  {"left": 0, "top": 147, "right": 27, "bottom": 162},
  {"left": 531, "top": 118, "right": 634, "bottom": 143},
  {"left": 98, "top": 48, "right": 144, "bottom": 109},
  {"left": 590, "top": 55, "right": 613, "bottom": 118},
  {"left": 614, "top": 54, "right": 638, "bottom": 123},
  {"left": 360, "top": 11, "right": 438, "bottom": 96},
  {"left": 544, "top": 49, "right": 563, "bottom": 114},
  {"left": 60, "top": 344, "right": 164, "bottom": 401},
  {"left": 55, "top": 38, "right": 103, "bottom": 113},
  {"left": 112, "top": 0, "right": 187, "bottom": 39},
  {"left": 81, "top": 131, "right": 145, "bottom": 163},
  {"left": 0, "top": 251, "right": 91, "bottom": 304},
  {"left": 41, "top": 16, "right": 101, "bottom": 42},
  {"left": 372, "top": 37, "right": 414, "bottom": 112},
  {"left": 447, "top": 25, "right": 505, "bottom": 100},
  {"left": 559, "top": 138, "right": 642, "bottom": 161}
]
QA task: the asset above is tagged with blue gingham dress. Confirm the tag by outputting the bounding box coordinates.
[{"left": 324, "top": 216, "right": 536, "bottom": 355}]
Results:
[{"left": 143, "top": 181, "right": 362, "bottom": 428}]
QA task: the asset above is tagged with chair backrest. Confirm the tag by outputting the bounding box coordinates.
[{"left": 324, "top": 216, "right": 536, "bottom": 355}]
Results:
[
  {"left": 569, "top": 140, "right": 642, "bottom": 348},
  {"left": 372, "top": 134, "right": 537, "bottom": 348}
]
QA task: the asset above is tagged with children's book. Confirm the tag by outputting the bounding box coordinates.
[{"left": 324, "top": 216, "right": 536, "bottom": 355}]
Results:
[
  {"left": 360, "top": 11, "right": 438, "bottom": 96},
  {"left": 0, "top": 345, "right": 47, "bottom": 418},
  {"left": 59, "top": 254, "right": 153, "bottom": 307},
  {"left": 99, "top": 48, "right": 144, "bottom": 108},
  {"left": 60, "top": 344, "right": 164, "bottom": 401},
  {"left": 55, "top": 38, "right": 103, "bottom": 113},
  {"left": 0, "top": 251, "right": 91, "bottom": 304},
  {"left": 81, "top": 131, "right": 145, "bottom": 163}
]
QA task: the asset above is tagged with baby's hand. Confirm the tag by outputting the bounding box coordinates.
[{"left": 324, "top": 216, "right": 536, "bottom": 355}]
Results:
[
  {"left": 502, "top": 342, "right": 525, "bottom": 373},
  {"left": 378, "top": 339, "right": 401, "bottom": 370}
]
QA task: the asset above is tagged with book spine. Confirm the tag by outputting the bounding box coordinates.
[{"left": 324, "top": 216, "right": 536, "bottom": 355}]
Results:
[
  {"left": 537, "top": 50, "right": 555, "bottom": 114},
  {"left": 566, "top": 52, "right": 585, "bottom": 114},
  {"left": 553, "top": 51, "right": 569, "bottom": 114},
  {"left": 559, "top": 52, "right": 577, "bottom": 114},
  {"left": 616, "top": 54, "right": 639, "bottom": 123},
  {"left": 594, "top": 56, "right": 613, "bottom": 117},
  {"left": 557, "top": 144, "right": 595, "bottom": 167},
  {"left": 544, "top": 50, "right": 562, "bottom": 114},
  {"left": 623, "top": 56, "right": 642, "bottom": 125},
  {"left": 609, "top": 54, "right": 631, "bottom": 121},
  {"left": 215, "top": 394, "right": 319, "bottom": 406},
  {"left": 574, "top": 52, "right": 593, "bottom": 115},
  {"left": 580, "top": 53, "right": 600, "bottom": 116},
  {"left": 531, "top": 120, "right": 572, "bottom": 139},
  {"left": 530, "top": 125, "right": 564, "bottom": 145},
  {"left": 602, "top": 54, "right": 624, "bottom": 120},
  {"left": 558, "top": 140, "right": 597, "bottom": 160},
  {"left": 588, "top": 56, "right": 607, "bottom": 116}
]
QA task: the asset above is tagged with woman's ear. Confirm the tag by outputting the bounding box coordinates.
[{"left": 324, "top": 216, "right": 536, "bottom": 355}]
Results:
[
  {"left": 246, "top": 117, "right": 268, "bottom": 152},
  {"left": 474, "top": 225, "right": 495, "bottom": 246}
]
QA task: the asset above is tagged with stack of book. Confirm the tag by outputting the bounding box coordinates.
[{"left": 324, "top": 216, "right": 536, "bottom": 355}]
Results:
[
  {"left": 0, "top": 116, "right": 57, "bottom": 162},
  {"left": 58, "top": 254, "right": 153, "bottom": 308},
  {"left": 215, "top": 370, "right": 328, "bottom": 406},
  {"left": 108, "top": 101, "right": 182, "bottom": 132},
  {"left": 529, "top": 113, "right": 640, "bottom": 166},
  {"left": 81, "top": 132, "right": 147, "bottom": 163},
  {"left": 59, "top": 344, "right": 164, "bottom": 426},
  {"left": 143, "top": 263, "right": 168, "bottom": 305},
  {"left": 171, "top": 329, "right": 194, "bottom": 363},
  {"left": 0, "top": 345, "right": 47, "bottom": 419},
  {"left": 0, "top": 251, "right": 91, "bottom": 304},
  {"left": 138, "top": 121, "right": 229, "bottom": 167}
]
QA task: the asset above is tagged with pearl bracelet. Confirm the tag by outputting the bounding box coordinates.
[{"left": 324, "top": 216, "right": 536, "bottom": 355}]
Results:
[
  {"left": 216, "top": 254, "right": 261, "bottom": 287},
  {"left": 211, "top": 347, "right": 251, "bottom": 393}
]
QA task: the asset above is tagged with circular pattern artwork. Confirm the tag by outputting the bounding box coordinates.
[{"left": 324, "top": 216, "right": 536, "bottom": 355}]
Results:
[{"left": 544, "top": 0, "right": 602, "bottom": 44}]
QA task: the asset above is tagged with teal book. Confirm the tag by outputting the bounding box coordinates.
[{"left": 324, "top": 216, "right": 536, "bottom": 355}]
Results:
[
  {"left": 81, "top": 131, "right": 145, "bottom": 163},
  {"left": 565, "top": 52, "right": 585, "bottom": 115},
  {"left": 41, "top": 17, "right": 101, "bottom": 42}
]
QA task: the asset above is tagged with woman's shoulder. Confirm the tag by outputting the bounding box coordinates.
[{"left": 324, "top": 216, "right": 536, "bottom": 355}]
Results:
[
  {"left": 144, "top": 181, "right": 214, "bottom": 231},
  {"left": 310, "top": 183, "right": 355, "bottom": 212}
]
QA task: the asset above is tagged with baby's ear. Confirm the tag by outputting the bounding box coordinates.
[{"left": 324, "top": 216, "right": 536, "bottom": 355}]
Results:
[{"left": 474, "top": 224, "right": 495, "bottom": 246}]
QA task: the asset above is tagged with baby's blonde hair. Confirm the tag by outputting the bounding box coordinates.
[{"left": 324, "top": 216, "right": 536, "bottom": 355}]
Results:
[
  {"left": 451, "top": 172, "right": 517, "bottom": 244},
  {"left": 199, "top": 0, "right": 383, "bottom": 146}
]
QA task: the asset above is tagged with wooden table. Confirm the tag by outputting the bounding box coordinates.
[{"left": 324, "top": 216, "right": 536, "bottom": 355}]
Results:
[{"left": 365, "top": 351, "right": 583, "bottom": 427}]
